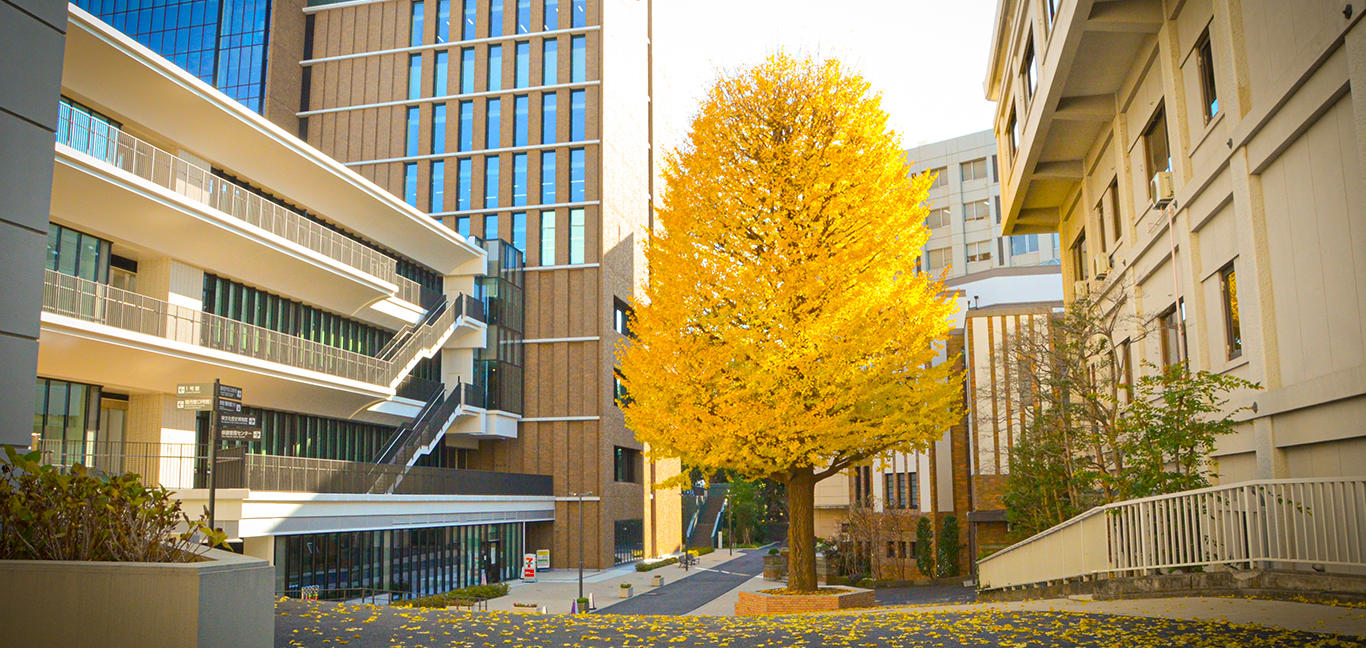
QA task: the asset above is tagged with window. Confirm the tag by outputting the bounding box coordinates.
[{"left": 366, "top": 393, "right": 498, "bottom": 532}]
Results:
[
  {"left": 431, "top": 104, "right": 446, "bottom": 154},
  {"left": 487, "top": 44, "right": 502, "bottom": 91},
  {"left": 928, "top": 166, "right": 947, "bottom": 190},
  {"left": 408, "top": 54, "right": 422, "bottom": 99},
  {"left": 569, "top": 148, "right": 585, "bottom": 201},
  {"left": 435, "top": 0, "right": 450, "bottom": 42},
  {"left": 964, "top": 199, "right": 990, "bottom": 222},
  {"left": 541, "top": 150, "right": 556, "bottom": 202},
  {"left": 1219, "top": 263, "right": 1242, "bottom": 359},
  {"left": 488, "top": 0, "right": 503, "bottom": 36},
  {"left": 1021, "top": 35, "right": 1036, "bottom": 101},
  {"left": 410, "top": 1, "right": 424, "bottom": 47},
  {"left": 516, "top": 0, "right": 530, "bottom": 33},
  {"left": 484, "top": 156, "right": 499, "bottom": 208},
  {"left": 403, "top": 163, "right": 418, "bottom": 206},
  {"left": 1158, "top": 301, "right": 1187, "bottom": 368},
  {"left": 462, "top": 0, "right": 476, "bottom": 39},
  {"left": 543, "top": 0, "right": 558, "bottom": 30},
  {"left": 512, "top": 153, "right": 528, "bottom": 206},
  {"left": 569, "top": 208, "right": 585, "bottom": 263},
  {"left": 430, "top": 160, "right": 445, "bottom": 211},
  {"left": 486, "top": 97, "right": 501, "bottom": 148},
  {"left": 1010, "top": 234, "right": 1038, "bottom": 255},
  {"left": 512, "top": 212, "right": 527, "bottom": 253},
  {"left": 966, "top": 240, "right": 992, "bottom": 263},
  {"left": 433, "top": 51, "right": 448, "bottom": 96},
  {"left": 571, "top": 0, "right": 585, "bottom": 26},
  {"left": 405, "top": 106, "right": 420, "bottom": 156},
  {"left": 1071, "top": 231, "right": 1088, "bottom": 280},
  {"left": 514, "top": 95, "right": 529, "bottom": 146},
  {"left": 898, "top": 541, "right": 908, "bottom": 559},
  {"left": 882, "top": 472, "right": 914, "bottom": 509},
  {"left": 541, "top": 93, "right": 557, "bottom": 143},
  {"left": 457, "top": 158, "right": 472, "bottom": 210},
  {"left": 539, "top": 210, "right": 556, "bottom": 265},
  {"left": 456, "top": 215, "right": 471, "bottom": 238},
  {"left": 515, "top": 41, "right": 530, "bottom": 87},
  {"left": 852, "top": 466, "right": 873, "bottom": 506},
  {"left": 484, "top": 213, "right": 499, "bottom": 240},
  {"left": 613, "top": 298, "right": 633, "bottom": 337},
  {"left": 571, "top": 35, "right": 586, "bottom": 82},
  {"left": 1106, "top": 178, "right": 1121, "bottom": 248},
  {"left": 458, "top": 101, "right": 474, "bottom": 151},
  {"left": 925, "top": 247, "right": 951, "bottom": 272},
  {"left": 45, "top": 223, "right": 111, "bottom": 283},
  {"left": 926, "top": 207, "right": 950, "bottom": 228},
  {"left": 460, "top": 48, "right": 475, "bottom": 93},
  {"left": 1196, "top": 29, "right": 1219, "bottom": 122},
  {"left": 570, "top": 89, "right": 586, "bottom": 140},
  {"left": 887, "top": 542, "right": 896, "bottom": 559},
  {"left": 1007, "top": 108, "right": 1020, "bottom": 160},
  {"left": 613, "top": 446, "right": 640, "bottom": 482},
  {"left": 542, "top": 40, "right": 558, "bottom": 85},
  {"left": 1143, "top": 104, "right": 1171, "bottom": 201},
  {"left": 961, "top": 157, "right": 987, "bottom": 181}
]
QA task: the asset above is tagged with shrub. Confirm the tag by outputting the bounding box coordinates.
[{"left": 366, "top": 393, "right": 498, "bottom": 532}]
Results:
[
  {"left": 394, "top": 583, "right": 509, "bottom": 607},
  {"left": 767, "top": 548, "right": 780, "bottom": 555},
  {"left": 914, "top": 517, "right": 934, "bottom": 577},
  {"left": 689, "top": 546, "right": 715, "bottom": 556},
  {"left": 936, "top": 515, "right": 960, "bottom": 577},
  {"left": 0, "top": 447, "right": 222, "bottom": 562},
  {"left": 635, "top": 556, "right": 678, "bottom": 571},
  {"left": 619, "top": 582, "right": 631, "bottom": 589}
]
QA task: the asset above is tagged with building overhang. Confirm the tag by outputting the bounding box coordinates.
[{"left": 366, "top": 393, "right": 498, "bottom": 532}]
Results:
[{"left": 62, "top": 5, "right": 484, "bottom": 274}]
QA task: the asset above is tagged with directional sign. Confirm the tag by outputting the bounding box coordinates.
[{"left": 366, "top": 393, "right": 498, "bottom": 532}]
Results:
[
  {"left": 217, "top": 384, "right": 243, "bottom": 401},
  {"left": 220, "top": 428, "right": 262, "bottom": 441},
  {"left": 176, "top": 397, "right": 213, "bottom": 411},
  {"left": 177, "top": 383, "right": 214, "bottom": 397},
  {"left": 219, "top": 413, "right": 258, "bottom": 429},
  {"left": 217, "top": 399, "right": 243, "bottom": 414}
]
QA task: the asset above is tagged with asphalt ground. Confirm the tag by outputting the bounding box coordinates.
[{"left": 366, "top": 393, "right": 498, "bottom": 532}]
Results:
[
  {"left": 594, "top": 548, "right": 767, "bottom": 615},
  {"left": 275, "top": 598, "right": 1366, "bottom": 647}
]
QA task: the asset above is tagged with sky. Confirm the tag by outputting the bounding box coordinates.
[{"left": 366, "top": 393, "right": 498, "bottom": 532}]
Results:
[{"left": 651, "top": 0, "right": 1000, "bottom": 154}]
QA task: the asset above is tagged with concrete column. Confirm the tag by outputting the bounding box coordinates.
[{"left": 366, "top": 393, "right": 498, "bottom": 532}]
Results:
[
  {"left": 138, "top": 257, "right": 205, "bottom": 344},
  {"left": 127, "top": 393, "right": 199, "bottom": 488}
]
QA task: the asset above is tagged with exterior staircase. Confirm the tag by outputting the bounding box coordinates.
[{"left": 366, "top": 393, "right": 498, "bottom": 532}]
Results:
[{"left": 687, "top": 484, "right": 730, "bottom": 549}]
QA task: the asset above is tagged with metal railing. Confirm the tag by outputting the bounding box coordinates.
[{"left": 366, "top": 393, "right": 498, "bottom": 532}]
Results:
[
  {"left": 56, "top": 113, "right": 419, "bottom": 298},
  {"left": 976, "top": 477, "right": 1366, "bottom": 591},
  {"left": 42, "top": 270, "right": 482, "bottom": 389}
]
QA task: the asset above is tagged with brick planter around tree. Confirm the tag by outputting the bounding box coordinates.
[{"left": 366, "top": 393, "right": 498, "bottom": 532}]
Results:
[{"left": 734, "top": 586, "right": 875, "bottom": 615}]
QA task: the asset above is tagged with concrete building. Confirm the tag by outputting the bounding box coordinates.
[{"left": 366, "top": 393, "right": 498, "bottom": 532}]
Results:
[
  {"left": 907, "top": 129, "right": 1061, "bottom": 279},
  {"left": 33, "top": 4, "right": 562, "bottom": 597},
  {"left": 986, "top": 0, "right": 1366, "bottom": 481}
]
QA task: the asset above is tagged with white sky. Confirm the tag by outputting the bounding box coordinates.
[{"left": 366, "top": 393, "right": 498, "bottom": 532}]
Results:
[{"left": 652, "top": 0, "right": 999, "bottom": 154}]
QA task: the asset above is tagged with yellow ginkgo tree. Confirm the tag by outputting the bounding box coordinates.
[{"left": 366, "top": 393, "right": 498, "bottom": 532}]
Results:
[{"left": 617, "top": 54, "right": 963, "bottom": 592}]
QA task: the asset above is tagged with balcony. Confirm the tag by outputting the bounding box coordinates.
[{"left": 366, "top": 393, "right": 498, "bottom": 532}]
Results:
[
  {"left": 38, "top": 269, "right": 483, "bottom": 420},
  {"left": 51, "top": 115, "right": 428, "bottom": 327}
]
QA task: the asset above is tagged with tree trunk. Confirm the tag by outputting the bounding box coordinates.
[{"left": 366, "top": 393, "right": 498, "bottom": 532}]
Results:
[{"left": 785, "top": 467, "right": 818, "bottom": 592}]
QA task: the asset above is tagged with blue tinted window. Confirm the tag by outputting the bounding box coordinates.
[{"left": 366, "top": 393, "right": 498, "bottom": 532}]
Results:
[
  {"left": 411, "top": 1, "right": 424, "bottom": 46},
  {"left": 513, "top": 211, "right": 527, "bottom": 253},
  {"left": 456, "top": 216, "right": 470, "bottom": 237},
  {"left": 404, "top": 163, "right": 419, "bottom": 206},
  {"left": 570, "top": 89, "right": 585, "bottom": 140},
  {"left": 435, "top": 0, "right": 450, "bottom": 43},
  {"left": 409, "top": 54, "right": 422, "bottom": 99},
  {"left": 541, "top": 93, "right": 557, "bottom": 144},
  {"left": 516, "top": 0, "right": 530, "bottom": 33},
  {"left": 484, "top": 213, "right": 499, "bottom": 240},
  {"left": 515, "top": 41, "right": 530, "bottom": 87},
  {"left": 457, "top": 158, "right": 473, "bottom": 210},
  {"left": 434, "top": 51, "right": 448, "bottom": 96},
  {"left": 406, "top": 106, "right": 421, "bottom": 156},
  {"left": 75, "top": 0, "right": 222, "bottom": 88},
  {"left": 569, "top": 147, "right": 584, "bottom": 201},
  {"left": 215, "top": 0, "right": 272, "bottom": 111},
  {"left": 459, "top": 101, "right": 474, "bottom": 151},
  {"left": 514, "top": 95, "right": 529, "bottom": 146},
  {"left": 484, "top": 156, "right": 500, "bottom": 208},
  {"left": 540, "top": 150, "right": 555, "bottom": 203},
  {"left": 430, "top": 160, "right": 445, "bottom": 211},
  {"left": 543, "top": 0, "right": 558, "bottom": 30},
  {"left": 539, "top": 210, "right": 555, "bottom": 265},
  {"left": 542, "top": 40, "right": 557, "bottom": 85},
  {"left": 513, "top": 153, "right": 528, "bottom": 206},
  {"left": 460, "top": 48, "right": 475, "bottom": 93},
  {"left": 572, "top": 0, "right": 585, "bottom": 27},
  {"left": 432, "top": 104, "right": 447, "bottom": 154},
  {"left": 569, "top": 208, "right": 585, "bottom": 264},
  {"left": 571, "top": 35, "right": 586, "bottom": 82},
  {"left": 462, "top": 0, "right": 476, "bottom": 39},
  {"left": 489, "top": 0, "right": 503, "bottom": 36},
  {"left": 487, "top": 44, "right": 502, "bottom": 91},
  {"left": 486, "top": 98, "right": 501, "bottom": 148},
  {"left": 1010, "top": 234, "right": 1039, "bottom": 255}
]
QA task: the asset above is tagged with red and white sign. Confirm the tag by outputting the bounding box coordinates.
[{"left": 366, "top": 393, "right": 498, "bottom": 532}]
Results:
[{"left": 521, "top": 553, "right": 537, "bottom": 581}]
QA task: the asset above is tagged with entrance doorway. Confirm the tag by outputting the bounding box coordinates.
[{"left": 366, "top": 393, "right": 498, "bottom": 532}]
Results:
[{"left": 481, "top": 540, "right": 502, "bottom": 583}]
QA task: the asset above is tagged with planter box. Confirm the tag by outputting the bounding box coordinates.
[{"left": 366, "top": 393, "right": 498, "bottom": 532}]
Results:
[
  {"left": 735, "top": 586, "right": 875, "bottom": 615},
  {"left": 762, "top": 554, "right": 788, "bottom": 581},
  {"left": 0, "top": 547, "right": 272, "bottom": 648}
]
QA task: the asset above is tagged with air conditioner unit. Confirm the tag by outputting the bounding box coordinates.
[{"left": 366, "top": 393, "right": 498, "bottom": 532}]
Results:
[
  {"left": 1151, "top": 171, "right": 1175, "bottom": 208},
  {"left": 1092, "top": 255, "right": 1112, "bottom": 280}
]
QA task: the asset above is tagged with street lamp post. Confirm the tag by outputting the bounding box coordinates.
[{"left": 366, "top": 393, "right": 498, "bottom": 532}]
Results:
[
  {"left": 727, "top": 489, "right": 734, "bottom": 556},
  {"left": 570, "top": 491, "right": 593, "bottom": 603}
]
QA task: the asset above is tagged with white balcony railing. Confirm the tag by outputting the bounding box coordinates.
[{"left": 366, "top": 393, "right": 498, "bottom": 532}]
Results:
[
  {"left": 56, "top": 114, "right": 423, "bottom": 304},
  {"left": 977, "top": 478, "right": 1366, "bottom": 591}
]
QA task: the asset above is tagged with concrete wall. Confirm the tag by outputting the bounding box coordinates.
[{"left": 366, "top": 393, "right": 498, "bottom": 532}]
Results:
[
  {"left": 0, "top": 0, "right": 65, "bottom": 447},
  {"left": 0, "top": 547, "right": 273, "bottom": 648}
]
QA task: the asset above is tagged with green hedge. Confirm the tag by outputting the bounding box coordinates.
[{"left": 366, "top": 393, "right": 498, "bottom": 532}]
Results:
[
  {"left": 394, "top": 583, "right": 509, "bottom": 608},
  {"left": 689, "top": 546, "right": 715, "bottom": 556},
  {"left": 635, "top": 556, "right": 678, "bottom": 572}
]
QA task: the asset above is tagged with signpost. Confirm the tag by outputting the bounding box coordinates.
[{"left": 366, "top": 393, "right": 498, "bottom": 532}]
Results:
[
  {"left": 179, "top": 379, "right": 244, "bottom": 533},
  {"left": 521, "top": 553, "right": 537, "bottom": 582},
  {"left": 535, "top": 549, "right": 551, "bottom": 570}
]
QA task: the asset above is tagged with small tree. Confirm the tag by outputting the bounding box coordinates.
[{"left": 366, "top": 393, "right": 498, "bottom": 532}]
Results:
[
  {"left": 936, "top": 515, "right": 960, "bottom": 577},
  {"left": 913, "top": 516, "right": 934, "bottom": 577}
]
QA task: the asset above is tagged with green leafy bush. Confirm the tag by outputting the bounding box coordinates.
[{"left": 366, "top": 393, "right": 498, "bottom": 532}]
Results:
[
  {"left": 936, "top": 515, "right": 959, "bottom": 577},
  {"left": 914, "top": 517, "right": 934, "bottom": 577},
  {"left": 0, "top": 447, "right": 223, "bottom": 562},
  {"left": 689, "top": 546, "right": 715, "bottom": 556},
  {"left": 394, "top": 583, "right": 509, "bottom": 607},
  {"left": 635, "top": 556, "right": 678, "bottom": 571}
]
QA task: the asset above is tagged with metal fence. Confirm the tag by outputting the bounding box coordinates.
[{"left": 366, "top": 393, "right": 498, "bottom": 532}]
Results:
[{"left": 976, "top": 478, "right": 1366, "bottom": 591}]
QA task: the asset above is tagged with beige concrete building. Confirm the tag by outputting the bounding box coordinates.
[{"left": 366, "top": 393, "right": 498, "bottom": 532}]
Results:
[{"left": 986, "top": 0, "right": 1366, "bottom": 481}]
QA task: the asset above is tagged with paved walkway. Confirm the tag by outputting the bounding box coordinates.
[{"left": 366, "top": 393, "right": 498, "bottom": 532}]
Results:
[{"left": 595, "top": 548, "right": 766, "bottom": 615}]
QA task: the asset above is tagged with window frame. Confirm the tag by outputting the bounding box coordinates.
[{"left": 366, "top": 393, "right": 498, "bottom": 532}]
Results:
[
  {"left": 1196, "top": 28, "right": 1219, "bottom": 123},
  {"left": 1219, "top": 262, "right": 1242, "bottom": 360},
  {"left": 1142, "top": 103, "right": 1171, "bottom": 202}
]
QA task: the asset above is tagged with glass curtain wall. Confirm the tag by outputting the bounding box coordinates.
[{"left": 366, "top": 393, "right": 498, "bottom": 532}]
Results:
[
  {"left": 202, "top": 273, "right": 393, "bottom": 356},
  {"left": 32, "top": 378, "right": 103, "bottom": 464},
  {"left": 474, "top": 239, "right": 524, "bottom": 413}
]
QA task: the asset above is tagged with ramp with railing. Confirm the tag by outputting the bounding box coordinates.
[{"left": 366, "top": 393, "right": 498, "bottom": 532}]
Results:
[{"left": 976, "top": 477, "right": 1366, "bottom": 591}]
